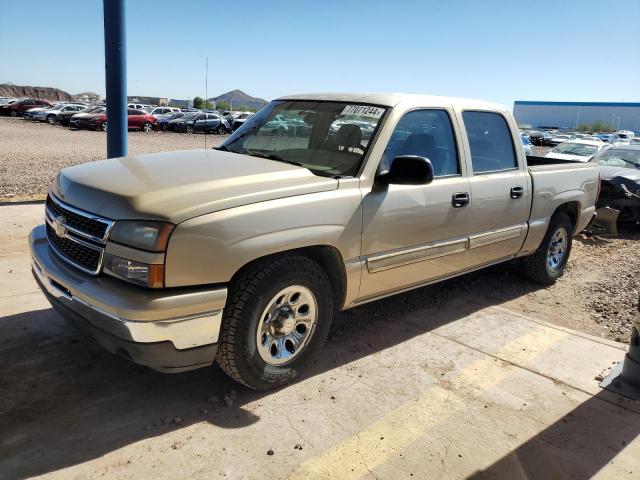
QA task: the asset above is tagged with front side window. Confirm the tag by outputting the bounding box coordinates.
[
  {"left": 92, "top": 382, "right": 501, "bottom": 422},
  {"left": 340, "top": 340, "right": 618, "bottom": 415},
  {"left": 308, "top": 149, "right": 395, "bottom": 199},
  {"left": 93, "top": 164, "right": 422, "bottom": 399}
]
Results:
[
  {"left": 221, "top": 101, "right": 387, "bottom": 177},
  {"left": 463, "top": 111, "right": 517, "bottom": 173},
  {"left": 381, "top": 109, "right": 459, "bottom": 177}
]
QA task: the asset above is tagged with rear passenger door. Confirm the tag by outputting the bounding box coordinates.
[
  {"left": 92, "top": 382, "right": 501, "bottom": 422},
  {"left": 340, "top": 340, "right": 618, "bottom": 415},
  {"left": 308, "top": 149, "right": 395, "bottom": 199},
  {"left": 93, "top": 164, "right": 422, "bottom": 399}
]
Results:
[{"left": 459, "top": 110, "right": 531, "bottom": 267}]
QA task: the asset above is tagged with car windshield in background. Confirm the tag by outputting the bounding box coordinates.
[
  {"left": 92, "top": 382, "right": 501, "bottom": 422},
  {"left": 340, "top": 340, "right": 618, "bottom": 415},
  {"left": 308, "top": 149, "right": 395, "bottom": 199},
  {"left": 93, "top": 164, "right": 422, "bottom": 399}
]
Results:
[
  {"left": 551, "top": 143, "right": 598, "bottom": 156},
  {"left": 220, "top": 100, "right": 387, "bottom": 177},
  {"left": 591, "top": 148, "right": 640, "bottom": 168}
]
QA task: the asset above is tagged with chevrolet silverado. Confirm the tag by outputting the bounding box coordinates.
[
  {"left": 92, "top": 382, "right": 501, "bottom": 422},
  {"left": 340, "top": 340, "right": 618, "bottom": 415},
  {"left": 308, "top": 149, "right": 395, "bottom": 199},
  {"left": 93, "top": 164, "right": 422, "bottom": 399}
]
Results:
[{"left": 30, "top": 93, "right": 600, "bottom": 390}]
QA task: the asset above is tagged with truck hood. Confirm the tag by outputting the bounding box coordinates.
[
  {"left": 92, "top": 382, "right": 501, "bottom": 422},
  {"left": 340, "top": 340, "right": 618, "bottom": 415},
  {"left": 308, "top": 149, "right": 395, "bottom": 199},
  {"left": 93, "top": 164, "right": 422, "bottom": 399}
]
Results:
[
  {"left": 52, "top": 149, "right": 339, "bottom": 223},
  {"left": 544, "top": 152, "right": 591, "bottom": 162}
]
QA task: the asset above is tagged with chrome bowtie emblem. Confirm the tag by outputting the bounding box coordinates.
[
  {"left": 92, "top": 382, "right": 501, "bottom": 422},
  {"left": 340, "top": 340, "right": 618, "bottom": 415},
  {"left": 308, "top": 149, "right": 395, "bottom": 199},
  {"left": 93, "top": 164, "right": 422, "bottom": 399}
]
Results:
[{"left": 52, "top": 215, "right": 67, "bottom": 237}]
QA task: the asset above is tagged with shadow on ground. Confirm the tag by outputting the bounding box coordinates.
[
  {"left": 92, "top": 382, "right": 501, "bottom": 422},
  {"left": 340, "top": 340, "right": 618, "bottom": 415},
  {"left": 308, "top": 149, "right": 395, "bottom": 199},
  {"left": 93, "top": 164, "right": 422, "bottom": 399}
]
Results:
[
  {"left": 0, "top": 263, "right": 637, "bottom": 478},
  {"left": 469, "top": 389, "right": 640, "bottom": 479}
]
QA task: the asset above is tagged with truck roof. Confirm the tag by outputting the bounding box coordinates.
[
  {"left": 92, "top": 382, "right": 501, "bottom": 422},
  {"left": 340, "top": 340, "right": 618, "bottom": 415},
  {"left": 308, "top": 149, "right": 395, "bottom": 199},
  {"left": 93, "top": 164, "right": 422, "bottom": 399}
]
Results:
[{"left": 277, "top": 92, "right": 507, "bottom": 112}]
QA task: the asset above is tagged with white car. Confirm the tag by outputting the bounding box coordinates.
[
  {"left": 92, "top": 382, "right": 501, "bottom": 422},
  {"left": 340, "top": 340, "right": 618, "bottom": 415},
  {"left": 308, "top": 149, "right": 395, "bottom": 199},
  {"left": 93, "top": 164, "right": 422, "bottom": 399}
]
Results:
[
  {"left": 148, "top": 106, "right": 181, "bottom": 117},
  {"left": 544, "top": 140, "right": 608, "bottom": 162},
  {"left": 31, "top": 103, "right": 87, "bottom": 124},
  {"left": 549, "top": 134, "right": 576, "bottom": 146}
]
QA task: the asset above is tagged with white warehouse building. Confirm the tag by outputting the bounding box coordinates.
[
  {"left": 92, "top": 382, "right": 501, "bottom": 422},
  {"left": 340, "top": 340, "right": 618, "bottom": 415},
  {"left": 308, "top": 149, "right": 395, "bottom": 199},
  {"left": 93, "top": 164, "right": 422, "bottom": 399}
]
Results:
[{"left": 513, "top": 101, "right": 640, "bottom": 132}]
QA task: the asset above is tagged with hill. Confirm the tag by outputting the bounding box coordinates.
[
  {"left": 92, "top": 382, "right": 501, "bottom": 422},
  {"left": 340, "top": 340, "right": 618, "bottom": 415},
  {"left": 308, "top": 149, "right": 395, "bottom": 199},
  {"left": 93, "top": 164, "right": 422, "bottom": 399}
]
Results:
[
  {"left": 209, "top": 89, "right": 267, "bottom": 110},
  {"left": 0, "top": 83, "right": 75, "bottom": 101}
]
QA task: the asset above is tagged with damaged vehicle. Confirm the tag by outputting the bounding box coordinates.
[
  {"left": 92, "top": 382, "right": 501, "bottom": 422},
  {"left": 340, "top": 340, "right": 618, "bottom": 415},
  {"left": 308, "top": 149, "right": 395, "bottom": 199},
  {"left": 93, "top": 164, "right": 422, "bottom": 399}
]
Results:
[{"left": 591, "top": 145, "right": 640, "bottom": 232}]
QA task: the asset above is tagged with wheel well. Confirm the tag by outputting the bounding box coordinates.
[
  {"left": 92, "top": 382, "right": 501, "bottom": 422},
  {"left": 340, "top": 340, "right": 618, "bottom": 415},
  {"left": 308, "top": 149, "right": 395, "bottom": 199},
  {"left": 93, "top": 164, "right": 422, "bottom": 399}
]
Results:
[
  {"left": 233, "top": 246, "right": 347, "bottom": 311},
  {"left": 554, "top": 202, "right": 580, "bottom": 230}
]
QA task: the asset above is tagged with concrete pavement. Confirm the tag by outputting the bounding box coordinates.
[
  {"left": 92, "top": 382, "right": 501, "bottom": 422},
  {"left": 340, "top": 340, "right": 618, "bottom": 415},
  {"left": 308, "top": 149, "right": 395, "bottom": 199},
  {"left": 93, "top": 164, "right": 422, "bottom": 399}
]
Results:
[{"left": 0, "top": 204, "right": 638, "bottom": 479}]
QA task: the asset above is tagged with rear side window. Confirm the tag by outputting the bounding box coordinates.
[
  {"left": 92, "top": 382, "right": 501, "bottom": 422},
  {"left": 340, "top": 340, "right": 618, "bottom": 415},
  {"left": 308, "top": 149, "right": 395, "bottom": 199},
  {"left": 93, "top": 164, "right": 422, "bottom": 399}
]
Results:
[
  {"left": 462, "top": 111, "right": 517, "bottom": 173},
  {"left": 383, "top": 109, "right": 459, "bottom": 177}
]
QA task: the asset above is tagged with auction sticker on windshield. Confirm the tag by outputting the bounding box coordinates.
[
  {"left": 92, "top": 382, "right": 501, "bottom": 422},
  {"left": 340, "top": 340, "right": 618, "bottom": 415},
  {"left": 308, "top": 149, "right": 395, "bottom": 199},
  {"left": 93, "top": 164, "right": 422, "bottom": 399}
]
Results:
[{"left": 341, "top": 105, "right": 385, "bottom": 118}]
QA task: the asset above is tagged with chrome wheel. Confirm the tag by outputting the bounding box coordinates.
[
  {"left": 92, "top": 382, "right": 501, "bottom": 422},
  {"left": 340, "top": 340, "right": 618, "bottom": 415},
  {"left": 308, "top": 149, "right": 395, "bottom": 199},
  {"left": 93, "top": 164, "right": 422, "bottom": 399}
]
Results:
[
  {"left": 143, "top": 122, "right": 152, "bottom": 132},
  {"left": 101, "top": 122, "right": 107, "bottom": 132},
  {"left": 256, "top": 285, "right": 318, "bottom": 366},
  {"left": 547, "top": 227, "right": 567, "bottom": 271}
]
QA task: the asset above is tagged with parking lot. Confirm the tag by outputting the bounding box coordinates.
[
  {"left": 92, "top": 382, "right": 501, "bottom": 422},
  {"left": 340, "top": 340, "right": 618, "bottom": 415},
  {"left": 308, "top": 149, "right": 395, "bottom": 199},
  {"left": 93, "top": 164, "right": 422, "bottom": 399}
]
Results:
[
  {"left": 0, "top": 117, "right": 225, "bottom": 201},
  {"left": 1, "top": 204, "right": 639, "bottom": 478}
]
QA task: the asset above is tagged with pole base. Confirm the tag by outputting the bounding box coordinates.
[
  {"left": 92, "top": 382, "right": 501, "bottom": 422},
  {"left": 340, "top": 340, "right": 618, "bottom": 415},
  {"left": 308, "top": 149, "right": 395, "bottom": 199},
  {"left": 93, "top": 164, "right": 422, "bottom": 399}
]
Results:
[{"left": 600, "top": 353, "right": 640, "bottom": 401}]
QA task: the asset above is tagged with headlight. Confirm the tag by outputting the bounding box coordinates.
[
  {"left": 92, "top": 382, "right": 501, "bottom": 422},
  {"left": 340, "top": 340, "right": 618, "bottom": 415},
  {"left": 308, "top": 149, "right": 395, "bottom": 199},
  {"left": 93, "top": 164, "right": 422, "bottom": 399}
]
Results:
[
  {"left": 109, "top": 220, "right": 174, "bottom": 252},
  {"left": 104, "top": 254, "right": 164, "bottom": 288}
]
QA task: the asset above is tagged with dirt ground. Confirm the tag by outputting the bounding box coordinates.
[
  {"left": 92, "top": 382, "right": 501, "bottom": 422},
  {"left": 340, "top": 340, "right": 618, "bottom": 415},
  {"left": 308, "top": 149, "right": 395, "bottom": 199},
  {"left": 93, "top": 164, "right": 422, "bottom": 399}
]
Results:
[{"left": 0, "top": 117, "right": 225, "bottom": 201}]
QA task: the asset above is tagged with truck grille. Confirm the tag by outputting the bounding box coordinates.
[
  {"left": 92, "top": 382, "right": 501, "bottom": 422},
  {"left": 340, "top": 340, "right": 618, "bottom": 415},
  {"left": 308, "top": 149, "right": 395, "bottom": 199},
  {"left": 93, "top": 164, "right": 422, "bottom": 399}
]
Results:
[
  {"left": 45, "top": 194, "right": 114, "bottom": 275},
  {"left": 46, "top": 223, "right": 103, "bottom": 274},
  {"left": 46, "top": 194, "right": 111, "bottom": 241}
]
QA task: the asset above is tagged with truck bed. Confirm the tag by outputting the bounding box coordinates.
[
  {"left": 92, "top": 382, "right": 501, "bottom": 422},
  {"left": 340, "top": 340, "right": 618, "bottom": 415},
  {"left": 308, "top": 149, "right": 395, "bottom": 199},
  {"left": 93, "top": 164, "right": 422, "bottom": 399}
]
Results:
[{"left": 526, "top": 155, "right": 583, "bottom": 167}]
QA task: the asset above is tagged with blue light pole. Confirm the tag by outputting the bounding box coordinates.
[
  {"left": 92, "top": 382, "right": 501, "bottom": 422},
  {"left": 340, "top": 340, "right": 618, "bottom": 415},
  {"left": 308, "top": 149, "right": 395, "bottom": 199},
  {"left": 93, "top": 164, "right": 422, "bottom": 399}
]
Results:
[{"left": 103, "top": 0, "right": 127, "bottom": 158}]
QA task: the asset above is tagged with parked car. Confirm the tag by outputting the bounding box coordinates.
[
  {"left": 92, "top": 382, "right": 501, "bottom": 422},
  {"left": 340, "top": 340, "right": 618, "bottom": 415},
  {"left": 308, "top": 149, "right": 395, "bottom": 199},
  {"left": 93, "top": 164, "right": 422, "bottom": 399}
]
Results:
[
  {"left": 526, "top": 130, "right": 553, "bottom": 146},
  {"left": 0, "top": 98, "right": 53, "bottom": 117},
  {"left": 167, "top": 112, "right": 230, "bottom": 133},
  {"left": 30, "top": 103, "right": 87, "bottom": 124},
  {"left": 231, "top": 112, "right": 253, "bottom": 131},
  {"left": 148, "top": 107, "right": 181, "bottom": 117},
  {"left": 127, "top": 103, "right": 146, "bottom": 111},
  {"left": 70, "top": 108, "right": 157, "bottom": 131},
  {"left": 590, "top": 145, "right": 640, "bottom": 227},
  {"left": 616, "top": 130, "right": 635, "bottom": 139},
  {"left": 66, "top": 107, "right": 106, "bottom": 127},
  {"left": 22, "top": 104, "right": 62, "bottom": 121},
  {"left": 156, "top": 112, "right": 186, "bottom": 131},
  {"left": 544, "top": 140, "right": 608, "bottom": 162},
  {"left": 549, "top": 134, "right": 576, "bottom": 146},
  {"left": 30, "top": 92, "right": 599, "bottom": 389},
  {"left": 0, "top": 97, "right": 18, "bottom": 106}
]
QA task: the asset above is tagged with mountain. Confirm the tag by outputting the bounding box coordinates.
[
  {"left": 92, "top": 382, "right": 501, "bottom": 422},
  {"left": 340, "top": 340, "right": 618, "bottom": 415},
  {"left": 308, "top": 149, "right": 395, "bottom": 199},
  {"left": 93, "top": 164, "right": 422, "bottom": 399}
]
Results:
[
  {"left": 0, "top": 84, "right": 75, "bottom": 101},
  {"left": 209, "top": 90, "right": 268, "bottom": 110}
]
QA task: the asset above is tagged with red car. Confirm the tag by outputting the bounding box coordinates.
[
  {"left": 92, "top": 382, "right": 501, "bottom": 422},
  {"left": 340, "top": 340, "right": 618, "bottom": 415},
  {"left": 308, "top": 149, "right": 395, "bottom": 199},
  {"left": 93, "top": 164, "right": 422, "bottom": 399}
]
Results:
[
  {"left": 0, "top": 98, "right": 53, "bottom": 117},
  {"left": 70, "top": 109, "right": 157, "bottom": 132}
]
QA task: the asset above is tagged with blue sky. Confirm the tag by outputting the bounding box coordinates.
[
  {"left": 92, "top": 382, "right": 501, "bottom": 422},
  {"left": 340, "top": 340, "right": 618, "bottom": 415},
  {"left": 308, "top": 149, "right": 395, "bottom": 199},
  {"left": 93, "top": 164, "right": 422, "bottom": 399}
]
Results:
[{"left": 1, "top": 0, "right": 638, "bottom": 106}]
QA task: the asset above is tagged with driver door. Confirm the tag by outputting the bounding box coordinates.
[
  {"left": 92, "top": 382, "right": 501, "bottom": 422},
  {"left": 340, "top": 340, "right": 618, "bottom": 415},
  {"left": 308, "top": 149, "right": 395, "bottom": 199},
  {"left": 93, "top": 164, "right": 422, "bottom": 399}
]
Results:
[{"left": 359, "top": 108, "right": 471, "bottom": 300}]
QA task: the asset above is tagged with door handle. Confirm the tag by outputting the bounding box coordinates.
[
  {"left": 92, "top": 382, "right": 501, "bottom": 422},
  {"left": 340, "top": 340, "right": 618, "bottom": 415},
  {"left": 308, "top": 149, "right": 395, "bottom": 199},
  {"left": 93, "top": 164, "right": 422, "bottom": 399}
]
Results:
[
  {"left": 452, "top": 192, "right": 470, "bottom": 208},
  {"left": 510, "top": 186, "right": 524, "bottom": 199}
]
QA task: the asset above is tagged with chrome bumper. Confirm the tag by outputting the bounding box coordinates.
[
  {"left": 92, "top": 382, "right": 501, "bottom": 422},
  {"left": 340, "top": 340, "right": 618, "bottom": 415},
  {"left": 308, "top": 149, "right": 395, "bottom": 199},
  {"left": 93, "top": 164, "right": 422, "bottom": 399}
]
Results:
[{"left": 30, "top": 224, "right": 227, "bottom": 354}]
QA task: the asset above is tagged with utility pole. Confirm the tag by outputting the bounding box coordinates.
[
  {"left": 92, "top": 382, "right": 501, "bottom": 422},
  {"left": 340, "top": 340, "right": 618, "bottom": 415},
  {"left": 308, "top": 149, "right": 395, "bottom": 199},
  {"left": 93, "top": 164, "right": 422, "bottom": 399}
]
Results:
[{"left": 103, "top": 0, "right": 127, "bottom": 158}]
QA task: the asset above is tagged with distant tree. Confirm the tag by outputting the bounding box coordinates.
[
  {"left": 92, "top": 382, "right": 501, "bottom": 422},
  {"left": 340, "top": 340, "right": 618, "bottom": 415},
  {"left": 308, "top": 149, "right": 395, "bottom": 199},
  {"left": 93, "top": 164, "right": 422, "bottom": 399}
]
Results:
[
  {"left": 216, "top": 100, "right": 231, "bottom": 111},
  {"left": 193, "top": 96, "right": 204, "bottom": 109},
  {"left": 576, "top": 121, "right": 616, "bottom": 133}
]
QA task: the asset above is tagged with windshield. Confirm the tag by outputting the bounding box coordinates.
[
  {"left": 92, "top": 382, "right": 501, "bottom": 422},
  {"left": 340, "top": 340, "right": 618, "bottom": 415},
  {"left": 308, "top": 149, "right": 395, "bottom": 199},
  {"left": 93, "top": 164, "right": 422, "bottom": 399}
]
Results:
[
  {"left": 591, "top": 148, "right": 640, "bottom": 168},
  {"left": 551, "top": 143, "right": 598, "bottom": 156},
  {"left": 220, "top": 100, "right": 387, "bottom": 176}
]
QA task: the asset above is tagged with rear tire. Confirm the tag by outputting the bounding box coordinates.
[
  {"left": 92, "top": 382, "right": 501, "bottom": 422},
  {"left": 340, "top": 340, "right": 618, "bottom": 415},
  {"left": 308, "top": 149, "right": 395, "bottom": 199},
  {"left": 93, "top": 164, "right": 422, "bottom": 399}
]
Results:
[
  {"left": 216, "top": 254, "right": 333, "bottom": 390},
  {"left": 101, "top": 122, "right": 107, "bottom": 132},
  {"left": 185, "top": 125, "right": 194, "bottom": 134},
  {"left": 520, "top": 212, "right": 573, "bottom": 285}
]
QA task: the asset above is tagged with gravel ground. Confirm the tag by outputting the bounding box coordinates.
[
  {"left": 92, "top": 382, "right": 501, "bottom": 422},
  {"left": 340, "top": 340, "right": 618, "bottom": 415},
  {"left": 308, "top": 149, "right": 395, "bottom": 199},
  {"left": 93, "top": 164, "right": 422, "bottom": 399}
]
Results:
[{"left": 0, "top": 117, "right": 225, "bottom": 201}]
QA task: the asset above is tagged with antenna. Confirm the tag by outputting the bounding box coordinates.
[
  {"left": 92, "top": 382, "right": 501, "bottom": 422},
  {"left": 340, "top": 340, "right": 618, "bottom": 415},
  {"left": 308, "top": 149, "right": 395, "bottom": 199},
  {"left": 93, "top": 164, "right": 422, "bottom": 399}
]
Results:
[{"left": 204, "top": 57, "right": 208, "bottom": 149}]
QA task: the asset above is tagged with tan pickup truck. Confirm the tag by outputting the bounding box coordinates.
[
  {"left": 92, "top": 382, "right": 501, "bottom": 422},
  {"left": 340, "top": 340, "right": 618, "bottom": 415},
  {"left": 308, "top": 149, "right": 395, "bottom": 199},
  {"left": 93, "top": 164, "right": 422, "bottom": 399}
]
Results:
[{"left": 30, "top": 93, "right": 600, "bottom": 389}]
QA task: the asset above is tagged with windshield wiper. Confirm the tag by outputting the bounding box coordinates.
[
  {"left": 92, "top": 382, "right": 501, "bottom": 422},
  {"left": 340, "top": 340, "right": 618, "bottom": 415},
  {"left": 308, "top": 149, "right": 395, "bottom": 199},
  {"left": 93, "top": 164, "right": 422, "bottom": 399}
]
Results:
[{"left": 242, "top": 150, "right": 340, "bottom": 178}]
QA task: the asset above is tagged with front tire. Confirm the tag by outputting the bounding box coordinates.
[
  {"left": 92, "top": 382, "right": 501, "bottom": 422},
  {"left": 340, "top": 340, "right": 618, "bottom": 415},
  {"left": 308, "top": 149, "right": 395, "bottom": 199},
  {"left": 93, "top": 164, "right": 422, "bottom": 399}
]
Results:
[
  {"left": 47, "top": 115, "right": 56, "bottom": 125},
  {"left": 142, "top": 121, "right": 153, "bottom": 132},
  {"left": 101, "top": 122, "right": 107, "bottom": 132},
  {"left": 10, "top": 110, "right": 18, "bottom": 117},
  {"left": 185, "top": 125, "right": 194, "bottom": 134},
  {"left": 520, "top": 212, "right": 573, "bottom": 285},
  {"left": 216, "top": 254, "right": 334, "bottom": 390}
]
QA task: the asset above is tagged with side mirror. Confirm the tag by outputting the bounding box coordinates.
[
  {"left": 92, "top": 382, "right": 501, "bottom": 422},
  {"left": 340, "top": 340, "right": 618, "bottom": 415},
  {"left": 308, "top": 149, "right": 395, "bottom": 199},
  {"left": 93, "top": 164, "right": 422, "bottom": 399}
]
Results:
[{"left": 376, "top": 155, "right": 434, "bottom": 186}]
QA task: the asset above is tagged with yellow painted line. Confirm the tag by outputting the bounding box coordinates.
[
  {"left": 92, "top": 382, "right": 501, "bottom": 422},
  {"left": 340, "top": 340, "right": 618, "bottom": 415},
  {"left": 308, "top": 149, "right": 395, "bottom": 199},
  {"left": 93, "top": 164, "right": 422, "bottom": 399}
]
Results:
[{"left": 290, "top": 325, "right": 567, "bottom": 480}]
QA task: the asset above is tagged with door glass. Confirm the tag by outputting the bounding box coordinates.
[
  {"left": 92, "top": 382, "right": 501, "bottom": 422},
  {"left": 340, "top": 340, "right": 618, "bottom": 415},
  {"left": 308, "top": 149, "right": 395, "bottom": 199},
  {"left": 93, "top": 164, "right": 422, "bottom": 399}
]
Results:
[
  {"left": 462, "top": 111, "right": 517, "bottom": 174},
  {"left": 382, "top": 109, "right": 459, "bottom": 177}
]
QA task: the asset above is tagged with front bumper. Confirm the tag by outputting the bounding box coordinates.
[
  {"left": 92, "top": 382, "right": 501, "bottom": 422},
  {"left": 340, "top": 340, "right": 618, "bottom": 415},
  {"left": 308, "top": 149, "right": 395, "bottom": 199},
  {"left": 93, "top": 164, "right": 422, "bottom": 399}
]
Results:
[{"left": 30, "top": 225, "right": 227, "bottom": 372}]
